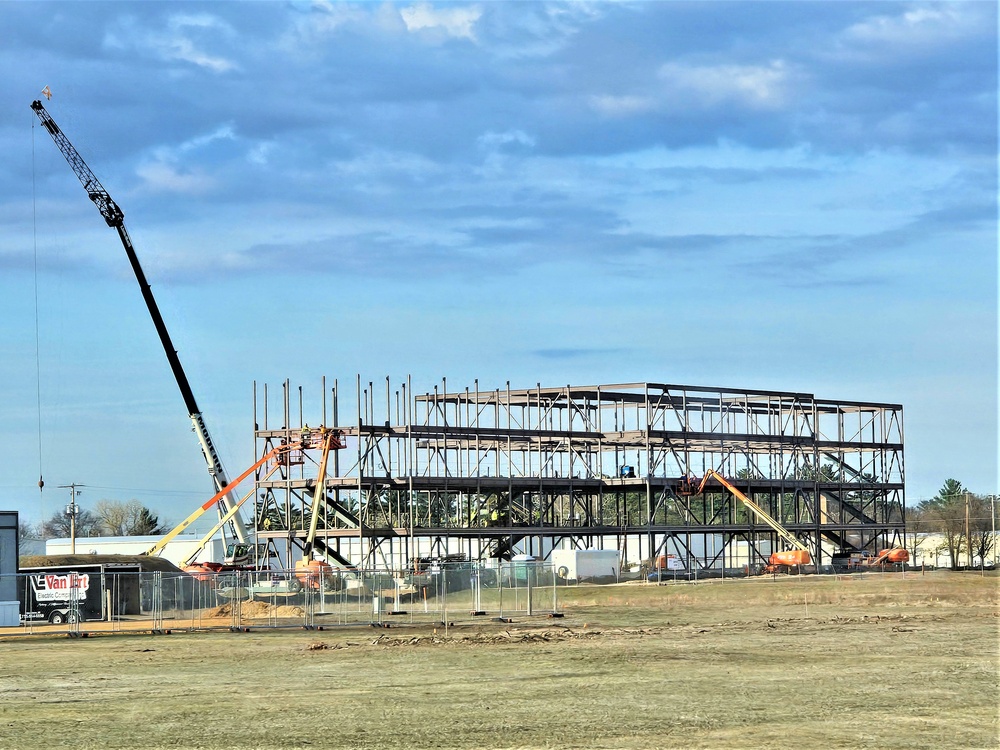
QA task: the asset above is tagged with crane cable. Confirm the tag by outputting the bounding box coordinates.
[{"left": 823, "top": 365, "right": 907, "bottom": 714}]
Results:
[{"left": 31, "top": 115, "right": 45, "bottom": 501}]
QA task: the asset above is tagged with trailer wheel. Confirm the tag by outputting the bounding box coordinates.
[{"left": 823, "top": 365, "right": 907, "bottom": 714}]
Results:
[
  {"left": 49, "top": 611, "right": 65, "bottom": 625},
  {"left": 66, "top": 612, "right": 79, "bottom": 624}
]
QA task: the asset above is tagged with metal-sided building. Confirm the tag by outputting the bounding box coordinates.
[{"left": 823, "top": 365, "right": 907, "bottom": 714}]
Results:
[
  {"left": 45, "top": 534, "right": 227, "bottom": 570},
  {"left": 0, "top": 512, "right": 18, "bottom": 625}
]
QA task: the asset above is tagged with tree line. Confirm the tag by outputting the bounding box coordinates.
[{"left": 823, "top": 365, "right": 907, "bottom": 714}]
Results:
[
  {"left": 18, "top": 499, "right": 166, "bottom": 546},
  {"left": 909, "top": 479, "right": 996, "bottom": 569}
]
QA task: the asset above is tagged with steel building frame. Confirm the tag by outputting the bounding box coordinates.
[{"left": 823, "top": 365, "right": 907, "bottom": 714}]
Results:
[{"left": 251, "top": 378, "right": 905, "bottom": 572}]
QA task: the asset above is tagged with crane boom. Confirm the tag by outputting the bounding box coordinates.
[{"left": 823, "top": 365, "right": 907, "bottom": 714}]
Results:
[{"left": 31, "top": 99, "right": 249, "bottom": 543}]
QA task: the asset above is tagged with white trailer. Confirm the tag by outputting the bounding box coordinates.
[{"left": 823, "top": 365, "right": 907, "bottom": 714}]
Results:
[{"left": 551, "top": 549, "right": 620, "bottom": 582}]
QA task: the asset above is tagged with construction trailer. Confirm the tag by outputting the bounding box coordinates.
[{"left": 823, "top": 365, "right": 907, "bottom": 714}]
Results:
[
  {"left": 250, "top": 378, "right": 905, "bottom": 574},
  {"left": 550, "top": 549, "right": 620, "bottom": 582},
  {"left": 16, "top": 561, "right": 144, "bottom": 624}
]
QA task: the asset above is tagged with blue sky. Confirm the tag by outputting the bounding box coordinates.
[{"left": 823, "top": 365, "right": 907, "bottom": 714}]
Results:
[{"left": 1, "top": 1, "right": 996, "bottom": 529}]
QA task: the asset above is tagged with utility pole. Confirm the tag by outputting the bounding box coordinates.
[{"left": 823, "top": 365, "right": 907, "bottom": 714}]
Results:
[
  {"left": 992, "top": 494, "right": 997, "bottom": 567},
  {"left": 964, "top": 492, "right": 971, "bottom": 568},
  {"left": 58, "top": 483, "right": 84, "bottom": 554}
]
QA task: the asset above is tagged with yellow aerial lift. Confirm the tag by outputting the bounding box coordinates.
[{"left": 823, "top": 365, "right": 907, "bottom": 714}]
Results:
[{"left": 143, "top": 443, "right": 296, "bottom": 564}]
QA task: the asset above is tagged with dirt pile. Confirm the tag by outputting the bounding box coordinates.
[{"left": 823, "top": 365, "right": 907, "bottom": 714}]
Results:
[
  {"left": 203, "top": 600, "right": 306, "bottom": 619},
  {"left": 19, "top": 554, "right": 183, "bottom": 573},
  {"left": 295, "top": 626, "right": 674, "bottom": 652},
  {"left": 366, "top": 626, "right": 620, "bottom": 647}
]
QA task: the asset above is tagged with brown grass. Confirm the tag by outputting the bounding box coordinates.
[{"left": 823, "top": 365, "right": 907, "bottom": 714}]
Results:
[{"left": 0, "top": 570, "right": 996, "bottom": 750}]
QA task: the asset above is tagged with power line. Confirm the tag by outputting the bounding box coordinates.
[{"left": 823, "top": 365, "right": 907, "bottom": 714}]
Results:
[
  {"left": 31, "top": 111, "right": 45, "bottom": 501},
  {"left": 81, "top": 484, "right": 206, "bottom": 497}
]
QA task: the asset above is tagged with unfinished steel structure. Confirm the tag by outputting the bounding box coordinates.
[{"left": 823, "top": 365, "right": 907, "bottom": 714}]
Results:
[{"left": 251, "top": 379, "right": 905, "bottom": 572}]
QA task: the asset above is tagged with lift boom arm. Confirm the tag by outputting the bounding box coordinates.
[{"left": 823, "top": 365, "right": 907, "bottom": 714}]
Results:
[
  {"left": 31, "top": 100, "right": 248, "bottom": 542},
  {"left": 145, "top": 444, "right": 293, "bottom": 558},
  {"left": 691, "top": 469, "right": 811, "bottom": 553}
]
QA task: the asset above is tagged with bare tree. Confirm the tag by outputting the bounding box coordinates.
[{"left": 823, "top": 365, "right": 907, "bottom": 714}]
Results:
[
  {"left": 915, "top": 479, "right": 980, "bottom": 569},
  {"left": 93, "top": 499, "right": 166, "bottom": 536},
  {"left": 18, "top": 521, "right": 39, "bottom": 547},
  {"left": 906, "top": 504, "right": 933, "bottom": 561},
  {"left": 39, "top": 508, "right": 102, "bottom": 540},
  {"left": 18, "top": 520, "right": 34, "bottom": 539},
  {"left": 967, "top": 494, "right": 996, "bottom": 566}
]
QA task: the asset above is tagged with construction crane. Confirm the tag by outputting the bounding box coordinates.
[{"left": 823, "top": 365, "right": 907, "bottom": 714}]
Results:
[
  {"left": 30, "top": 99, "right": 250, "bottom": 544},
  {"left": 679, "top": 469, "right": 812, "bottom": 571}
]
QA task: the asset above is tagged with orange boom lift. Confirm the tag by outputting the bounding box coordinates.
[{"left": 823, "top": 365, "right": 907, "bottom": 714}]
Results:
[{"left": 679, "top": 469, "right": 812, "bottom": 573}]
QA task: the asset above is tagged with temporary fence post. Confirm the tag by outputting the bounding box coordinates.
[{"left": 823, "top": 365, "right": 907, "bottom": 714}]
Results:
[
  {"left": 526, "top": 563, "right": 534, "bottom": 616},
  {"left": 442, "top": 569, "right": 448, "bottom": 631},
  {"left": 552, "top": 567, "right": 557, "bottom": 613},
  {"left": 68, "top": 576, "right": 79, "bottom": 635}
]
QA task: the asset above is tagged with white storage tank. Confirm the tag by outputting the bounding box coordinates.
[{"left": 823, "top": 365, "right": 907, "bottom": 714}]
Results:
[{"left": 551, "top": 549, "right": 619, "bottom": 582}]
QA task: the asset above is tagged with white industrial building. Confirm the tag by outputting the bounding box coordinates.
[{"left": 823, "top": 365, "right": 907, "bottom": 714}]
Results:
[{"left": 45, "top": 534, "right": 226, "bottom": 570}]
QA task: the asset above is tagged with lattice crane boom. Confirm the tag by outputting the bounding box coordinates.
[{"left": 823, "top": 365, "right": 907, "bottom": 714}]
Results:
[{"left": 31, "top": 99, "right": 250, "bottom": 544}]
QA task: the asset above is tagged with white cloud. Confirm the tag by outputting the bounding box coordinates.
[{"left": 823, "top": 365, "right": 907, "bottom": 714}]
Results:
[
  {"left": 103, "top": 13, "right": 239, "bottom": 73},
  {"left": 135, "top": 161, "right": 214, "bottom": 193},
  {"left": 400, "top": 3, "right": 482, "bottom": 40},
  {"left": 141, "top": 125, "right": 235, "bottom": 167},
  {"left": 175, "top": 125, "right": 236, "bottom": 154},
  {"left": 161, "top": 38, "right": 237, "bottom": 73},
  {"left": 588, "top": 94, "right": 657, "bottom": 118},
  {"left": 331, "top": 149, "right": 444, "bottom": 193},
  {"left": 658, "top": 60, "right": 792, "bottom": 109},
  {"left": 472, "top": 2, "right": 600, "bottom": 60},
  {"left": 168, "top": 14, "right": 231, "bottom": 33},
  {"left": 477, "top": 129, "right": 537, "bottom": 150},
  {"left": 280, "top": 1, "right": 370, "bottom": 47},
  {"left": 825, "top": 2, "right": 994, "bottom": 67},
  {"left": 247, "top": 142, "right": 274, "bottom": 166},
  {"left": 137, "top": 125, "right": 235, "bottom": 191},
  {"left": 844, "top": 3, "right": 982, "bottom": 46}
]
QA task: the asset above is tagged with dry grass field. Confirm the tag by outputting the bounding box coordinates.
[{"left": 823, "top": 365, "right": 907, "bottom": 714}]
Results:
[{"left": 1, "top": 571, "right": 996, "bottom": 750}]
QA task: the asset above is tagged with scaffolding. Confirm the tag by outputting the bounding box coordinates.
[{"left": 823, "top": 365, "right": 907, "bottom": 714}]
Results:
[{"left": 252, "top": 378, "right": 905, "bottom": 573}]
